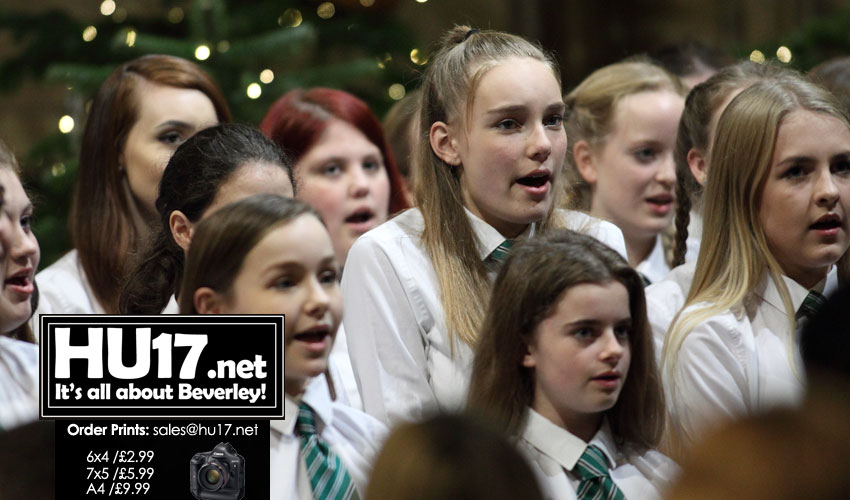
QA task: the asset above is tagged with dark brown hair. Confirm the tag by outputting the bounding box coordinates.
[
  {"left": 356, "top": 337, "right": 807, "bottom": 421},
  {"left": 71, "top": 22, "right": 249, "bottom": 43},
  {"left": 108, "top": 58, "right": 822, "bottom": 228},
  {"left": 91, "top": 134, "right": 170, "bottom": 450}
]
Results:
[
  {"left": 467, "top": 229, "right": 664, "bottom": 450},
  {"left": 71, "top": 54, "right": 231, "bottom": 313},
  {"left": 178, "top": 194, "right": 314, "bottom": 314}
]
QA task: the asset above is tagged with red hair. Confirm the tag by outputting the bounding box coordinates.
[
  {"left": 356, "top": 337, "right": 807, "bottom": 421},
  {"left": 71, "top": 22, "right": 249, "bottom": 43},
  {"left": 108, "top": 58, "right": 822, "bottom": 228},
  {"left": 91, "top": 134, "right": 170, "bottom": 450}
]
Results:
[{"left": 259, "top": 88, "right": 409, "bottom": 214}]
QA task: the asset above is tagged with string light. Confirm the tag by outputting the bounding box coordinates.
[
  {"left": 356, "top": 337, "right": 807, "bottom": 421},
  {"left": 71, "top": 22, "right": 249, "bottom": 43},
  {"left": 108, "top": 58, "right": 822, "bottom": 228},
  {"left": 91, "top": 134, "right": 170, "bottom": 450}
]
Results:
[
  {"left": 58, "top": 116, "right": 75, "bottom": 134},
  {"left": 125, "top": 29, "right": 136, "bottom": 47},
  {"left": 167, "top": 7, "right": 184, "bottom": 23},
  {"left": 377, "top": 53, "right": 392, "bottom": 69},
  {"left": 416, "top": 0, "right": 428, "bottom": 3},
  {"left": 51, "top": 163, "right": 66, "bottom": 177},
  {"left": 317, "top": 2, "right": 335, "bottom": 19},
  {"left": 360, "top": 0, "right": 375, "bottom": 6},
  {"left": 410, "top": 48, "right": 428, "bottom": 65},
  {"left": 279, "top": 8, "right": 303, "bottom": 27},
  {"left": 82, "top": 26, "right": 97, "bottom": 42},
  {"left": 195, "top": 45, "right": 211, "bottom": 61},
  {"left": 246, "top": 83, "right": 262, "bottom": 99},
  {"left": 749, "top": 50, "right": 765, "bottom": 64},
  {"left": 388, "top": 84, "right": 405, "bottom": 100},
  {"left": 776, "top": 46, "right": 792, "bottom": 63},
  {"left": 100, "top": 0, "right": 116, "bottom": 16},
  {"left": 260, "top": 69, "right": 274, "bottom": 84}
]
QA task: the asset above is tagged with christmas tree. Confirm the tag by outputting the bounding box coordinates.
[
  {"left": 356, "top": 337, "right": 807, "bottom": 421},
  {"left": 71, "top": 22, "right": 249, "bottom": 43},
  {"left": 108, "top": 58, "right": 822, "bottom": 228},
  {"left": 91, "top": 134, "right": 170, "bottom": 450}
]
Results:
[{"left": 0, "top": 0, "right": 422, "bottom": 265}]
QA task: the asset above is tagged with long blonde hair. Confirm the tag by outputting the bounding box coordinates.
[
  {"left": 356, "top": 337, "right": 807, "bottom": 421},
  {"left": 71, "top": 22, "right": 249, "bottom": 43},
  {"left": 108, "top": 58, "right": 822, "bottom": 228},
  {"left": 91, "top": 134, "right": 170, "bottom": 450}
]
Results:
[
  {"left": 415, "top": 25, "right": 564, "bottom": 348},
  {"left": 564, "top": 59, "right": 687, "bottom": 211},
  {"left": 663, "top": 77, "right": 850, "bottom": 448}
]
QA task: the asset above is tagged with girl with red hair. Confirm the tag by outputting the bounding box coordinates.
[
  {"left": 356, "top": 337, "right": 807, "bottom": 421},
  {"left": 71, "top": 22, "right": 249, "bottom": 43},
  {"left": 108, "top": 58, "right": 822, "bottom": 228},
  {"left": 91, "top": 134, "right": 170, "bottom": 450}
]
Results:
[{"left": 260, "top": 88, "right": 409, "bottom": 266}]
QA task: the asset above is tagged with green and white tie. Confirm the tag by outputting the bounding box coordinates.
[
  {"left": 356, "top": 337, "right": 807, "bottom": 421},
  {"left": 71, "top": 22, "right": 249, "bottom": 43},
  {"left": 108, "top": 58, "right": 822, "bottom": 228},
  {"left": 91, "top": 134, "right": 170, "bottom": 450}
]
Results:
[
  {"left": 575, "top": 444, "right": 626, "bottom": 500},
  {"left": 796, "top": 290, "right": 827, "bottom": 320},
  {"left": 486, "top": 239, "right": 514, "bottom": 266},
  {"left": 296, "top": 403, "right": 359, "bottom": 500}
]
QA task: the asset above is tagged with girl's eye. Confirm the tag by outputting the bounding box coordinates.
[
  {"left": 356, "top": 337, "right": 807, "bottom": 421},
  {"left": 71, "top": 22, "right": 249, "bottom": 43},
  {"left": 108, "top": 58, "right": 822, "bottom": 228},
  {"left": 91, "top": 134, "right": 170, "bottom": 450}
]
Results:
[
  {"left": 782, "top": 164, "right": 806, "bottom": 179},
  {"left": 321, "top": 163, "right": 342, "bottom": 176},
  {"left": 319, "top": 269, "right": 339, "bottom": 285},
  {"left": 273, "top": 277, "right": 295, "bottom": 289},
  {"left": 363, "top": 159, "right": 383, "bottom": 172},
  {"left": 831, "top": 158, "right": 850, "bottom": 175},
  {"left": 158, "top": 131, "right": 183, "bottom": 146},
  {"left": 496, "top": 119, "right": 520, "bottom": 130},
  {"left": 572, "top": 327, "right": 594, "bottom": 340},
  {"left": 544, "top": 114, "right": 563, "bottom": 128},
  {"left": 633, "top": 147, "right": 657, "bottom": 163},
  {"left": 614, "top": 325, "right": 631, "bottom": 341},
  {"left": 20, "top": 214, "right": 33, "bottom": 231}
]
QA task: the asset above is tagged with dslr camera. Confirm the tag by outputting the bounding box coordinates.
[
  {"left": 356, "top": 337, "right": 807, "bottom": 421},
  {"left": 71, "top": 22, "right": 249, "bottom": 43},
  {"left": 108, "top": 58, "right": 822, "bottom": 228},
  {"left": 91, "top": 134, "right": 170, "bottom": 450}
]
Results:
[{"left": 189, "top": 442, "right": 245, "bottom": 500}]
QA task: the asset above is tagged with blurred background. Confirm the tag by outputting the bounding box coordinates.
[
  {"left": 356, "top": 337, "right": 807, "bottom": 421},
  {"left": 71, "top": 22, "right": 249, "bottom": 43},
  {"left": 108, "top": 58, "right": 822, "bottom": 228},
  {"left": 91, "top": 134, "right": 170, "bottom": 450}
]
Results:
[{"left": 2, "top": 0, "right": 850, "bottom": 266}]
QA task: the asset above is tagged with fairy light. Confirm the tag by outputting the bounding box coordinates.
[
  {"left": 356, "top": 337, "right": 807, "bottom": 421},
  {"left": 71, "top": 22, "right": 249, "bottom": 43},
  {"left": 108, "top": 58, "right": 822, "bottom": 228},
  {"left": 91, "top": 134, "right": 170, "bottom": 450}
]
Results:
[
  {"left": 279, "top": 8, "right": 303, "bottom": 27},
  {"left": 58, "top": 115, "right": 75, "bottom": 134},
  {"left": 317, "top": 2, "right": 335, "bottom": 19},
  {"left": 82, "top": 26, "right": 97, "bottom": 42},
  {"left": 100, "top": 0, "right": 116, "bottom": 16},
  {"left": 195, "top": 45, "right": 211, "bottom": 61},
  {"left": 246, "top": 83, "right": 262, "bottom": 99},
  {"left": 388, "top": 84, "right": 406, "bottom": 100},
  {"left": 167, "top": 7, "right": 184, "bottom": 23},
  {"left": 125, "top": 29, "right": 136, "bottom": 47},
  {"left": 776, "top": 46, "right": 792, "bottom": 63},
  {"left": 410, "top": 48, "right": 428, "bottom": 65},
  {"left": 360, "top": 0, "right": 375, "bottom": 6},
  {"left": 51, "top": 163, "right": 67, "bottom": 177},
  {"left": 260, "top": 69, "right": 274, "bottom": 84},
  {"left": 749, "top": 50, "right": 766, "bottom": 64}
]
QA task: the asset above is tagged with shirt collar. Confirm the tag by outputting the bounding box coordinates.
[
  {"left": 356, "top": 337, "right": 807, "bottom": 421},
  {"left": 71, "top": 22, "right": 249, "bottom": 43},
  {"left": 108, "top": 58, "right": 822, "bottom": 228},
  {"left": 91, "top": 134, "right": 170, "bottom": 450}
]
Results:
[
  {"left": 521, "top": 409, "right": 617, "bottom": 471},
  {"left": 758, "top": 272, "right": 826, "bottom": 315},
  {"left": 464, "top": 207, "right": 535, "bottom": 261},
  {"left": 270, "top": 377, "right": 335, "bottom": 437}
]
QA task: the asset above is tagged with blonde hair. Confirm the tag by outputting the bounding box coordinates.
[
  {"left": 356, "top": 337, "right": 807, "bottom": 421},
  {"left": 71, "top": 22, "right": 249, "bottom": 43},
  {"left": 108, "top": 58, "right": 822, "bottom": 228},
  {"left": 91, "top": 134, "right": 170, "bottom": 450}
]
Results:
[
  {"left": 663, "top": 76, "right": 850, "bottom": 453},
  {"left": 564, "top": 59, "right": 687, "bottom": 211},
  {"left": 415, "top": 25, "right": 563, "bottom": 348},
  {"left": 671, "top": 61, "right": 794, "bottom": 267}
]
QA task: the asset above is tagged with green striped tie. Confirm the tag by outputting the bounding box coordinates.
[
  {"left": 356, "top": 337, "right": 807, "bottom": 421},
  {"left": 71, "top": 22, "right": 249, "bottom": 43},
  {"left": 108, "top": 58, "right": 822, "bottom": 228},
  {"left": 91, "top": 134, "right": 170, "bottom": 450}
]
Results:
[
  {"left": 296, "top": 403, "right": 359, "bottom": 500},
  {"left": 486, "top": 239, "right": 514, "bottom": 265},
  {"left": 575, "top": 444, "right": 626, "bottom": 500},
  {"left": 797, "top": 290, "right": 827, "bottom": 320}
]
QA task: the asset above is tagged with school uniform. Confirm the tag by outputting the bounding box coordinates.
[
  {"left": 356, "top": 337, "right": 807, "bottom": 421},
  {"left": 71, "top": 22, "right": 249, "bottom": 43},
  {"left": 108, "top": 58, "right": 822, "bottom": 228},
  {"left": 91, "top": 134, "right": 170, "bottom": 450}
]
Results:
[
  {"left": 664, "top": 272, "right": 829, "bottom": 449},
  {"left": 645, "top": 261, "right": 696, "bottom": 365},
  {"left": 684, "top": 209, "right": 702, "bottom": 263},
  {"left": 635, "top": 237, "right": 670, "bottom": 286},
  {"left": 31, "top": 250, "right": 102, "bottom": 342},
  {"left": 519, "top": 409, "right": 679, "bottom": 500},
  {"left": 341, "top": 207, "right": 627, "bottom": 425},
  {"left": 647, "top": 265, "right": 838, "bottom": 367},
  {"left": 270, "top": 379, "right": 386, "bottom": 500},
  {"left": 0, "top": 336, "right": 39, "bottom": 430}
]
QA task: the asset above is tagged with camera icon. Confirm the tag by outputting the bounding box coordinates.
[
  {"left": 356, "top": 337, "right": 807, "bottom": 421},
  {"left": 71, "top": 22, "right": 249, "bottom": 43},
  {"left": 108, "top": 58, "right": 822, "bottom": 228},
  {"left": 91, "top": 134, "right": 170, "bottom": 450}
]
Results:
[{"left": 189, "top": 442, "right": 245, "bottom": 500}]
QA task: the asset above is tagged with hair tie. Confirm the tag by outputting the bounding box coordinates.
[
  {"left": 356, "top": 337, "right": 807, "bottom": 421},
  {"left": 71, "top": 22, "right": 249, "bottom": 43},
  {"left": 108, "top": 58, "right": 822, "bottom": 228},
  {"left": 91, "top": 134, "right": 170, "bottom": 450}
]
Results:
[{"left": 464, "top": 29, "right": 479, "bottom": 41}]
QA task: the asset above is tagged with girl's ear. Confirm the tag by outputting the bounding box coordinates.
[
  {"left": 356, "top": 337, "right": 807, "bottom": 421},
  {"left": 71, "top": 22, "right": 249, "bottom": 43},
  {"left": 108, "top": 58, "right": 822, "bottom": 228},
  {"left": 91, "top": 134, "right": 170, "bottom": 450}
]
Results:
[
  {"left": 194, "top": 287, "right": 225, "bottom": 314},
  {"left": 430, "top": 121, "right": 462, "bottom": 166},
  {"left": 687, "top": 147, "right": 708, "bottom": 186},
  {"left": 170, "top": 210, "right": 195, "bottom": 252},
  {"left": 573, "top": 140, "right": 597, "bottom": 185},
  {"left": 522, "top": 342, "right": 537, "bottom": 368}
]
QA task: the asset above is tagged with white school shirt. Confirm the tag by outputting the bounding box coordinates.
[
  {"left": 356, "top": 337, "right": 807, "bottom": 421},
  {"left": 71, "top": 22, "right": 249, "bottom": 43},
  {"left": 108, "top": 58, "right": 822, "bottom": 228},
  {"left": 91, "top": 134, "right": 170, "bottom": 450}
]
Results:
[
  {"left": 645, "top": 261, "right": 696, "bottom": 365},
  {"left": 0, "top": 336, "right": 39, "bottom": 430},
  {"left": 647, "top": 265, "right": 838, "bottom": 367},
  {"left": 635, "top": 236, "right": 669, "bottom": 285},
  {"left": 684, "top": 209, "right": 702, "bottom": 263},
  {"left": 519, "top": 409, "right": 679, "bottom": 500},
  {"left": 664, "top": 273, "right": 826, "bottom": 449},
  {"left": 341, "top": 207, "right": 627, "bottom": 425},
  {"left": 269, "top": 379, "right": 386, "bottom": 500},
  {"left": 31, "top": 250, "right": 103, "bottom": 342}
]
